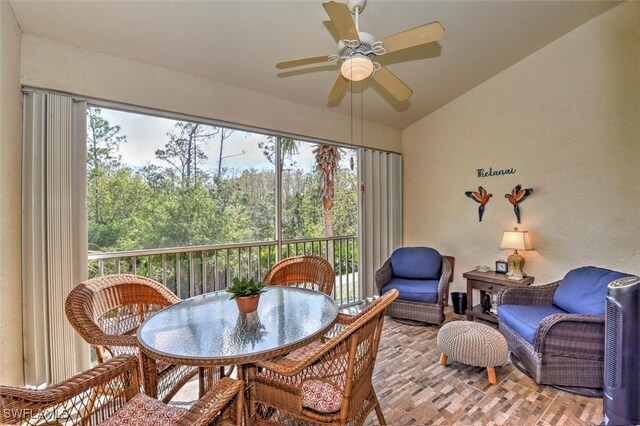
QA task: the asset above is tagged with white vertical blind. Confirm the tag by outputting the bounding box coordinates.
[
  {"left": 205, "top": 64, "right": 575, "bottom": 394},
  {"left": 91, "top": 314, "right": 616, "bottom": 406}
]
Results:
[
  {"left": 22, "top": 90, "right": 89, "bottom": 386},
  {"left": 358, "top": 149, "right": 402, "bottom": 298}
]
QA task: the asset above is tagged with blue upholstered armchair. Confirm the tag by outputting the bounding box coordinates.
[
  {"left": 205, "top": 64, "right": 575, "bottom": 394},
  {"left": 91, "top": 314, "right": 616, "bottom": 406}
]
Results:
[
  {"left": 497, "top": 266, "right": 630, "bottom": 389},
  {"left": 375, "top": 247, "right": 454, "bottom": 325}
]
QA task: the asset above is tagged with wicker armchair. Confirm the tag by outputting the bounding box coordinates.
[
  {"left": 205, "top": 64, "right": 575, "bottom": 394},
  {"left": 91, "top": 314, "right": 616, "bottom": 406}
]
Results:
[
  {"left": 375, "top": 247, "right": 454, "bottom": 325},
  {"left": 0, "top": 355, "right": 244, "bottom": 426},
  {"left": 246, "top": 289, "right": 398, "bottom": 425},
  {"left": 262, "top": 255, "right": 334, "bottom": 296},
  {"left": 65, "top": 274, "right": 209, "bottom": 403},
  {"left": 496, "top": 266, "right": 630, "bottom": 388}
]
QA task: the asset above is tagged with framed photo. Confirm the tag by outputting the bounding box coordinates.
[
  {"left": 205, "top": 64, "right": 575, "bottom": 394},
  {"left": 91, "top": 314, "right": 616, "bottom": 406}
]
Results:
[{"left": 495, "top": 260, "right": 508, "bottom": 274}]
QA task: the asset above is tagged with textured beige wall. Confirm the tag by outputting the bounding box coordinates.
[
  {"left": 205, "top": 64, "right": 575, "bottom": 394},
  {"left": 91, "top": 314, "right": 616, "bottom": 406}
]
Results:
[
  {"left": 20, "top": 35, "right": 400, "bottom": 153},
  {"left": 0, "top": 2, "right": 24, "bottom": 386},
  {"left": 402, "top": 1, "right": 640, "bottom": 292}
]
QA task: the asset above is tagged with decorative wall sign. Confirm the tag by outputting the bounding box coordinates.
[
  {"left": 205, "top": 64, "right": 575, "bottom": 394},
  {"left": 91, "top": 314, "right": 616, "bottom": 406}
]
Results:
[
  {"left": 465, "top": 186, "right": 493, "bottom": 222},
  {"left": 505, "top": 184, "right": 533, "bottom": 224},
  {"left": 477, "top": 167, "right": 517, "bottom": 178}
]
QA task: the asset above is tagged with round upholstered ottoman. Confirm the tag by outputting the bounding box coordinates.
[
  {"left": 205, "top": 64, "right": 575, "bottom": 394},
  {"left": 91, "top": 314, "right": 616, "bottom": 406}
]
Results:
[{"left": 436, "top": 321, "right": 508, "bottom": 384}]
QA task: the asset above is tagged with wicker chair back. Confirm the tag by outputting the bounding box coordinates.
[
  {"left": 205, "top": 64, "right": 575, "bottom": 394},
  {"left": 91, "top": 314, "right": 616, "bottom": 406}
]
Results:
[
  {"left": 65, "top": 274, "right": 180, "bottom": 362},
  {"left": 0, "top": 355, "right": 244, "bottom": 426},
  {"left": 249, "top": 289, "right": 399, "bottom": 425},
  {"left": 65, "top": 274, "right": 200, "bottom": 403},
  {"left": 262, "top": 255, "right": 334, "bottom": 296}
]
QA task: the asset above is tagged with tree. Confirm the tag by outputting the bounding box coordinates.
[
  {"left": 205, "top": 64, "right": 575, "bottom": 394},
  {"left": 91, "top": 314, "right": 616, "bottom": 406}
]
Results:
[
  {"left": 155, "top": 122, "right": 217, "bottom": 187},
  {"left": 258, "top": 136, "right": 299, "bottom": 169},
  {"left": 87, "top": 107, "right": 126, "bottom": 174},
  {"left": 216, "top": 128, "right": 246, "bottom": 177},
  {"left": 332, "top": 167, "right": 358, "bottom": 236},
  {"left": 313, "top": 144, "right": 343, "bottom": 238},
  {"left": 87, "top": 107, "right": 127, "bottom": 225},
  {"left": 88, "top": 168, "right": 157, "bottom": 252},
  {"left": 86, "top": 109, "right": 358, "bottom": 261}
]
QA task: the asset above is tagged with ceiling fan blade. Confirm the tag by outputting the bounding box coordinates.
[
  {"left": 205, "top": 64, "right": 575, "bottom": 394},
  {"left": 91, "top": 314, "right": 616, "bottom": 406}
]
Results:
[
  {"left": 323, "top": 1, "right": 359, "bottom": 42},
  {"left": 327, "top": 74, "right": 350, "bottom": 103},
  {"left": 372, "top": 66, "right": 413, "bottom": 102},
  {"left": 381, "top": 21, "right": 444, "bottom": 54},
  {"left": 276, "top": 55, "right": 330, "bottom": 69}
]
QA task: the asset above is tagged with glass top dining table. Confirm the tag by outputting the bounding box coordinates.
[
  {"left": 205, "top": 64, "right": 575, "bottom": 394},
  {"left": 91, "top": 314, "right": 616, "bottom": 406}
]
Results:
[{"left": 137, "top": 285, "right": 338, "bottom": 368}]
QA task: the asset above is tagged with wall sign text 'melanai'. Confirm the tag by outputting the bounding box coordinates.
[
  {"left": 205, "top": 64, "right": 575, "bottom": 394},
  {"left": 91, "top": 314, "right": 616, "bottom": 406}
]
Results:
[{"left": 477, "top": 167, "right": 517, "bottom": 178}]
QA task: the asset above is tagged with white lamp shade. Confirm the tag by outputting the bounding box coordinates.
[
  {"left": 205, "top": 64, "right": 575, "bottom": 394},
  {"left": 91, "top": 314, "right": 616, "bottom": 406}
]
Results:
[
  {"left": 340, "top": 55, "right": 374, "bottom": 81},
  {"left": 500, "top": 230, "right": 533, "bottom": 251}
]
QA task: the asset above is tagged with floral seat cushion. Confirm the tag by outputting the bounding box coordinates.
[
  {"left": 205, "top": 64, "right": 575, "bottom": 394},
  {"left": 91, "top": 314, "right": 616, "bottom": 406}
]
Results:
[
  {"left": 100, "top": 393, "right": 186, "bottom": 426},
  {"left": 300, "top": 379, "right": 343, "bottom": 414},
  {"left": 274, "top": 340, "right": 354, "bottom": 413},
  {"left": 289, "top": 342, "right": 350, "bottom": 414}
]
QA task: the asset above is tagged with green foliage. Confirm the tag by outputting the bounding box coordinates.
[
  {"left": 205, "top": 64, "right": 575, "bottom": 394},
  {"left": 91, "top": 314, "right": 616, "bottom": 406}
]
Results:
[
  {"left": 87, "top": 109, "right": 357, "bottom": 255},
  {"left": 226, "top": 277, "right": 266, "bottom": 299},
  {"left": 87, "top": 107, "right": 126, "bottom": 175},
  {"left": 332, "top": 166, "right": 358, "bottom": 236}
]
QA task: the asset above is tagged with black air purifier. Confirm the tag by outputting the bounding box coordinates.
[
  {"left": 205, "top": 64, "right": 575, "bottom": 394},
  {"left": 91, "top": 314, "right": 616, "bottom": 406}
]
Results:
[{"left": 604, "top": 275, "right": 640, "bottom": 426}]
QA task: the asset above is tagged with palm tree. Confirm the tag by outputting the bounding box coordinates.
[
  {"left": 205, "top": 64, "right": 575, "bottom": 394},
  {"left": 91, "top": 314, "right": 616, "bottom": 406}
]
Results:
[
  {"left": 280, "top": 137, "right": 299, "bottom": 166},
  {"left": 268, "top": 138, "right": 343, "bottom": 262},
  {"left": 259, "top": 136, "right": 299, "bottom": 168},
  {"left": 312, "top": 144, "right": 343, "bottom": 238}
]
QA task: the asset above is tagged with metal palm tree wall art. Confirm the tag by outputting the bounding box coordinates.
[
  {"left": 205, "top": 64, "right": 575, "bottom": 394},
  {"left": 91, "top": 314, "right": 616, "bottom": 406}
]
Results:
[
  {"left": 505, "top": 184, "right": 533, "bottom": 224},
  {"left": 465, "top": 186, "right": 493, "bottom": 222}
]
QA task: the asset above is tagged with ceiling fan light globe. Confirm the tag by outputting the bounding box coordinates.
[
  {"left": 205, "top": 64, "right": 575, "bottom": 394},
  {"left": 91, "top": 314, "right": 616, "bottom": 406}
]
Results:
[{"left": 341, "top": 56, "right": 374, "bottom": 81}]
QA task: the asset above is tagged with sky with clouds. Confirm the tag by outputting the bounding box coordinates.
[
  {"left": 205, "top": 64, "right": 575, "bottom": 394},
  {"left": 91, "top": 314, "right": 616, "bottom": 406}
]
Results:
[{"left": 98, "top": 107, "right": 340, "bottom": 174}]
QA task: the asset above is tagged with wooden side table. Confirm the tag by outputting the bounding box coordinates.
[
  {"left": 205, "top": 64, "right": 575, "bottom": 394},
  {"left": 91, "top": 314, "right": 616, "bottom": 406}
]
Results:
[{"left": 463, "top": 270, "right": 534, "bottom": 323}]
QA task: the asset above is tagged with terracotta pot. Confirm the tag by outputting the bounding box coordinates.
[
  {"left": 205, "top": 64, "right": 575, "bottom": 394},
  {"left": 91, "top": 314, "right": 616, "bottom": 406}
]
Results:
[{"left": 235, "top": 294, "right": 260, "bottom": 314}]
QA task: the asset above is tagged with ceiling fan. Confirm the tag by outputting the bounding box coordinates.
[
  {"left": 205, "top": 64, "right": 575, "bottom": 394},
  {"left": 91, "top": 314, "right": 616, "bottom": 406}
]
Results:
[{"left": 276, "top": 0, "right": 444, "bottom": 103}]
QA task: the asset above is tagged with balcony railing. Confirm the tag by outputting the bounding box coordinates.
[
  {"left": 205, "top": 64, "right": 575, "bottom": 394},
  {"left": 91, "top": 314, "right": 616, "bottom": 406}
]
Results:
[{"left": 88, "top": 235, "right": 360, "bottom": 306}]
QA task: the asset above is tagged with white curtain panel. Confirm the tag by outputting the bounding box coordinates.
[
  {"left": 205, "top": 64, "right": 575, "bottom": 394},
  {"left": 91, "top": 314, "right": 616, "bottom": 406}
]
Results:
[
  {"left": 358, "top": 149, "right": 402, "bottom": 298},
  {"left": 22, "top": 90, "right": 89, "bottom": 386}
]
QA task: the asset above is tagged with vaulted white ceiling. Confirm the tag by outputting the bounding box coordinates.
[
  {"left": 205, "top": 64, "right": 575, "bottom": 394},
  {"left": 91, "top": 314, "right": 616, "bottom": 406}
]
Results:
[{"left": 10, "top": 1, "right": 619, "bottom": 129}]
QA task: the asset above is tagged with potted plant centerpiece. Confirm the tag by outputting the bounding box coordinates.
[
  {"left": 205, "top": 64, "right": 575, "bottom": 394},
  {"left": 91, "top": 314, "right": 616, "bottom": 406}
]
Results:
[{"left": 227, "top": 277, "right": 266, "bottom": 314}]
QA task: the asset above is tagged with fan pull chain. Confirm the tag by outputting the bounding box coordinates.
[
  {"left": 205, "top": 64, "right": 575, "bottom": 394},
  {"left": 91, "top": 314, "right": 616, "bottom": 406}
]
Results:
[{"left": 361, "top": 81, "right": 364, "bottom": 147}]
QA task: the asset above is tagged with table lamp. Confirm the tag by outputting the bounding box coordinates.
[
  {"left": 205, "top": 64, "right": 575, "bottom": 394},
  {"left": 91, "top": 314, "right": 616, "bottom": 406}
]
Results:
[{"left": 499, "top": 227, "right": 533, "bottom": 280}]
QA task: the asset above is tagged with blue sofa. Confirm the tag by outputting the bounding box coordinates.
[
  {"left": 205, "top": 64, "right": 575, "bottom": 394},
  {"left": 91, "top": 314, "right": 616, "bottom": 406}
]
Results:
[
  {"left": 497, "top": 266, "right": 630, "bottom": 388},
  {"left": 375, "top": 247, "right": 454, "bottom": 325}
]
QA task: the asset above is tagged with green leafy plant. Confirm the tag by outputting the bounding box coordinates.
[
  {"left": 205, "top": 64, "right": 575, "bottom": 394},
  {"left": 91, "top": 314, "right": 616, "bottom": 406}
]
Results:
[{"left": 227, "top": 277, "right": 266, "bottom": 299}]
